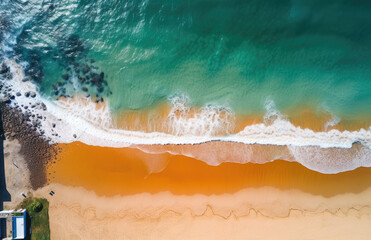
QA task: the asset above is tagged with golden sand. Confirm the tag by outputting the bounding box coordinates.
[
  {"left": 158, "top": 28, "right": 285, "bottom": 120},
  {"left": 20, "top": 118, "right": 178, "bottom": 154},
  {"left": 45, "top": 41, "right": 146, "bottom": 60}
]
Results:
[
  {"left": 42, "top": 141, "right": 371, "bottom": 239},
  {"left": 37, "top": 183, "right": 371, "bottom": 240}
]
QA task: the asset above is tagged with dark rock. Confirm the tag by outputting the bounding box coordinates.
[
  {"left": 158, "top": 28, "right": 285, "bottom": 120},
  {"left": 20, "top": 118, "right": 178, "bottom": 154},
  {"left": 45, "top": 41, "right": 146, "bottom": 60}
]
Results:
[
  {"left": 22, "top": 76, "right": 31, "bottom": 82},
  {"left": 90, "top": 59, "right": 95, "bottom": 63},
  {"left": 82, "top": 87, "right": 88, "bottom": 92},
  {"left": 25, "top": 92, "right": 30, "bottom": 97},
  {"left": 24, "top": 50, "right": 44, "bottom": 83},
  {"left": 62, "top": 74, "right": 69, "bottom": 80},
  {"left": 82, "top": 64, "right": 90, "bottom": 74},
  {"left": 41, "top": 103, "right": 47, "bottom": 111},
  {"left": 16, "top": 92, "right": 21, "bottom": 97},
  {"left": 60, "top": 35, "right": 85, "bottom": 61},
  {"left": 75, "top": 68, "right": 80, "bottom": 74},
  {"left": 30, "top": 92, "right": 36, "bottom": 98},
  {"left": 0, "top": 63, "right": 9, "bottom": 74},
  {"left": 57, "top": 81, "right": 64, "bottom": 86},
  {"left": 52, "top": 123, "right": 56, "bottom": 128},
  {"left": 9, "top": 95, "right": 15, "bottom": 100},
  {"left": 90, "top": 72, "right": 103, "bottom": 86},
  {"left": 73, "top": 134, "right": 77, "bottom": 138},
  {"left": 5, "top": 72, "right": 12, "bottom": 79}
]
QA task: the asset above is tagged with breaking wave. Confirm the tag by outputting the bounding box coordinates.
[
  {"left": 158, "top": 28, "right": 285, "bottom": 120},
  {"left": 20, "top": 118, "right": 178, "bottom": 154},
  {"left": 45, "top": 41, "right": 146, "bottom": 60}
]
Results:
[{"left": 1, "top": 60, "right": 371, "bottom": 174}]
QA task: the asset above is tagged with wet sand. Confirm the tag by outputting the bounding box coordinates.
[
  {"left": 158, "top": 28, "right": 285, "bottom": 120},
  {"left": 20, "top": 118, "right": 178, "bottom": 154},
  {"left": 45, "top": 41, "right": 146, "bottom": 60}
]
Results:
[
  {"left": 41, "top": 140, "right": 371, "bottom": 239},
  {"left": 48, "top": 141, "right": 371, "bottom": 197}
]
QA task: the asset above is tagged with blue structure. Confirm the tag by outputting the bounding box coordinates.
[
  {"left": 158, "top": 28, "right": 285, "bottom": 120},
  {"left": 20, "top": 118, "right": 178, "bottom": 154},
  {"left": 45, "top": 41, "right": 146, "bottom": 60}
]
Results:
[
  {"left": 0, "top": 209, "right": 27, "bottom": 239},
  {"left": 11, "top": 211, "right": 26, "bottom": 239},
  {"left": 0, "top": 218, "right": 2, "bottom": 239}
]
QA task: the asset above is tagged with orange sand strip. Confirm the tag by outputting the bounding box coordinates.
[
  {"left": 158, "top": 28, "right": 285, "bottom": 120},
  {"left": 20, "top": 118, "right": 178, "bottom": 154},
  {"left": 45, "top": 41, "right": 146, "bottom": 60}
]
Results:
[{"left": 48, "top": 142, "right": 371, "bottom": 197}]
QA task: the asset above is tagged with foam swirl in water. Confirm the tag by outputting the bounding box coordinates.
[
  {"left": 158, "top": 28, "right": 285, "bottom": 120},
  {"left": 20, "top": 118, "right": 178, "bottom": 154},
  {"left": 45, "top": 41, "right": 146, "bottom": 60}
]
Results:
[{"left": 1, "top": 60, "right": 371, "bottom": 174}]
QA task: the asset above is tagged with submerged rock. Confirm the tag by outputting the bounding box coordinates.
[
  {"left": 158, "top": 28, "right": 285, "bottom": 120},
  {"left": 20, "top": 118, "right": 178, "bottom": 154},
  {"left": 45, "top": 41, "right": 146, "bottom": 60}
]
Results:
[
  {"left": 22, "top": 76, "right": 31, "bottom": 82},
  {"left": 0, "top": 63, "right": 9, "bottom": 74},
  {"left": 5, "top": 72, "right": 12, "bottom": 79},
  {"left": 24, "top": 50, "right": 44, "bottom": 83},
  {"left": 82, "top": 64, "right": 90, "bottom": 74},
  {"left": 62, "top": 74, "right": 69, "bottom": 80}
]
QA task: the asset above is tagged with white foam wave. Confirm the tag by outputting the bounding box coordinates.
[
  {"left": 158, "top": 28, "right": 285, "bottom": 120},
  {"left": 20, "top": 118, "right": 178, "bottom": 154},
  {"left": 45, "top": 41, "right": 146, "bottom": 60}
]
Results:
[
  {"left": 166, "top": 94, "right": 235, "bottom": 136},
  {"left": 2, "top": 60, "right": 371, "bottom": 173}
]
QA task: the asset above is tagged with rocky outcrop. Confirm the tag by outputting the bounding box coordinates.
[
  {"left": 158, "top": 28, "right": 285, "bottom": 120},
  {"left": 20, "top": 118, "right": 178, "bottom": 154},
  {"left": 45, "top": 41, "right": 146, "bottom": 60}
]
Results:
[{"left": 0, "top": 104, "right": 59, "bottom": 189}]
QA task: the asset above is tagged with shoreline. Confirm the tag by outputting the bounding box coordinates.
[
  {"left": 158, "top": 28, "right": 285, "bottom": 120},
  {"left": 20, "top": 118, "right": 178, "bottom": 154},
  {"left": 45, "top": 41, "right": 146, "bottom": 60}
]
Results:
[
  {"left": 49, "top": 141, "right": 371, "bottom": 197},
  {"left": 2, "top": 61, "right": 370, "bottom": 151}
]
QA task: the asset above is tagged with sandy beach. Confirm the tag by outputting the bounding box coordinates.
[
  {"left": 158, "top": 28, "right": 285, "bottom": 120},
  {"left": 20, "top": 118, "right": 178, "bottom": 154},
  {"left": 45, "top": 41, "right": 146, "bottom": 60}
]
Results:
[
  {"left": 35, "top": 183, "right": 371, "bottom": 240},
  {"left": 4, "top": 135, "right": 371, "bottom": 239},
  {"left": 1, "top": 103, "right": 371, "bottom": 239},
  {"left": 1, "top": 1, "right": 371, "bottom": 238},
  {"left": 38, "top": 141, "right": 371, "bottom": 239}
]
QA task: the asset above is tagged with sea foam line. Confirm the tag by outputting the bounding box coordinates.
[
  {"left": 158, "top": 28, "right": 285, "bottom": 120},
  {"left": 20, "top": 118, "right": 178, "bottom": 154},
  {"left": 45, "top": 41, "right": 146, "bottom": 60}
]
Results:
[
  {"left": 2, "top": 60, "right": 371, "bottom": 174},
  {"left": 2, "top": 59, "right": 371, "bottom": 150}
]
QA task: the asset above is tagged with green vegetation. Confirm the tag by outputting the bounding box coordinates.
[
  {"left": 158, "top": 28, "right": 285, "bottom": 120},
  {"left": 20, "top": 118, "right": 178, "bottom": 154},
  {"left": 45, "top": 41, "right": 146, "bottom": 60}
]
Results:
[
  {"left": 19, "top": 197, "right": 50, "bottom": 240},
  {"left": 29, "top": 199, "right": 43, "bottom": 213}
]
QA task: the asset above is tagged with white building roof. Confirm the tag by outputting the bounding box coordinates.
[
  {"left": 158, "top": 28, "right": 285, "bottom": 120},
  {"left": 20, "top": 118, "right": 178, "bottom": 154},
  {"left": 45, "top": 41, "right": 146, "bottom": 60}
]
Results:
[{"left": 14, "top": 217, "right": 25, "bottom": 239}]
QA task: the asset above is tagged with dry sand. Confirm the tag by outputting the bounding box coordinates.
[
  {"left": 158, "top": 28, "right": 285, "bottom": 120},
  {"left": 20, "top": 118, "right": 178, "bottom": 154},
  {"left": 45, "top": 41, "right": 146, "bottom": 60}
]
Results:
[
  {"left": 3, "top": 139, "right": 31, "bottom": 209},
  {"left": 35, "top": 183, "right": 371, "bottom": 240}
]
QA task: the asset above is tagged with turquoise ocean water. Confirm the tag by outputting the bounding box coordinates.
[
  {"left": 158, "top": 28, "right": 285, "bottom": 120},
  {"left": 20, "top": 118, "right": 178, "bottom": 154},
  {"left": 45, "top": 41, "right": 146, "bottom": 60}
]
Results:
[{"left": 1, "top": 0, "right": 371, "bottom": 121}]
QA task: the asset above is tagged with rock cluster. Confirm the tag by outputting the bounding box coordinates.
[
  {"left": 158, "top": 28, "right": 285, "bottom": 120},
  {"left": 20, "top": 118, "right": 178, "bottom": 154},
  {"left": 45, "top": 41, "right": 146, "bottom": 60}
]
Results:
[
  {"left": 0, "top": 103, "right": 59, "bottom": 189},
  {"left": 0, "top": 61, "right": 59, "bottom": 189},
  {"left": 52, "top": 58, "right": 110, "bottom": 102}
]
